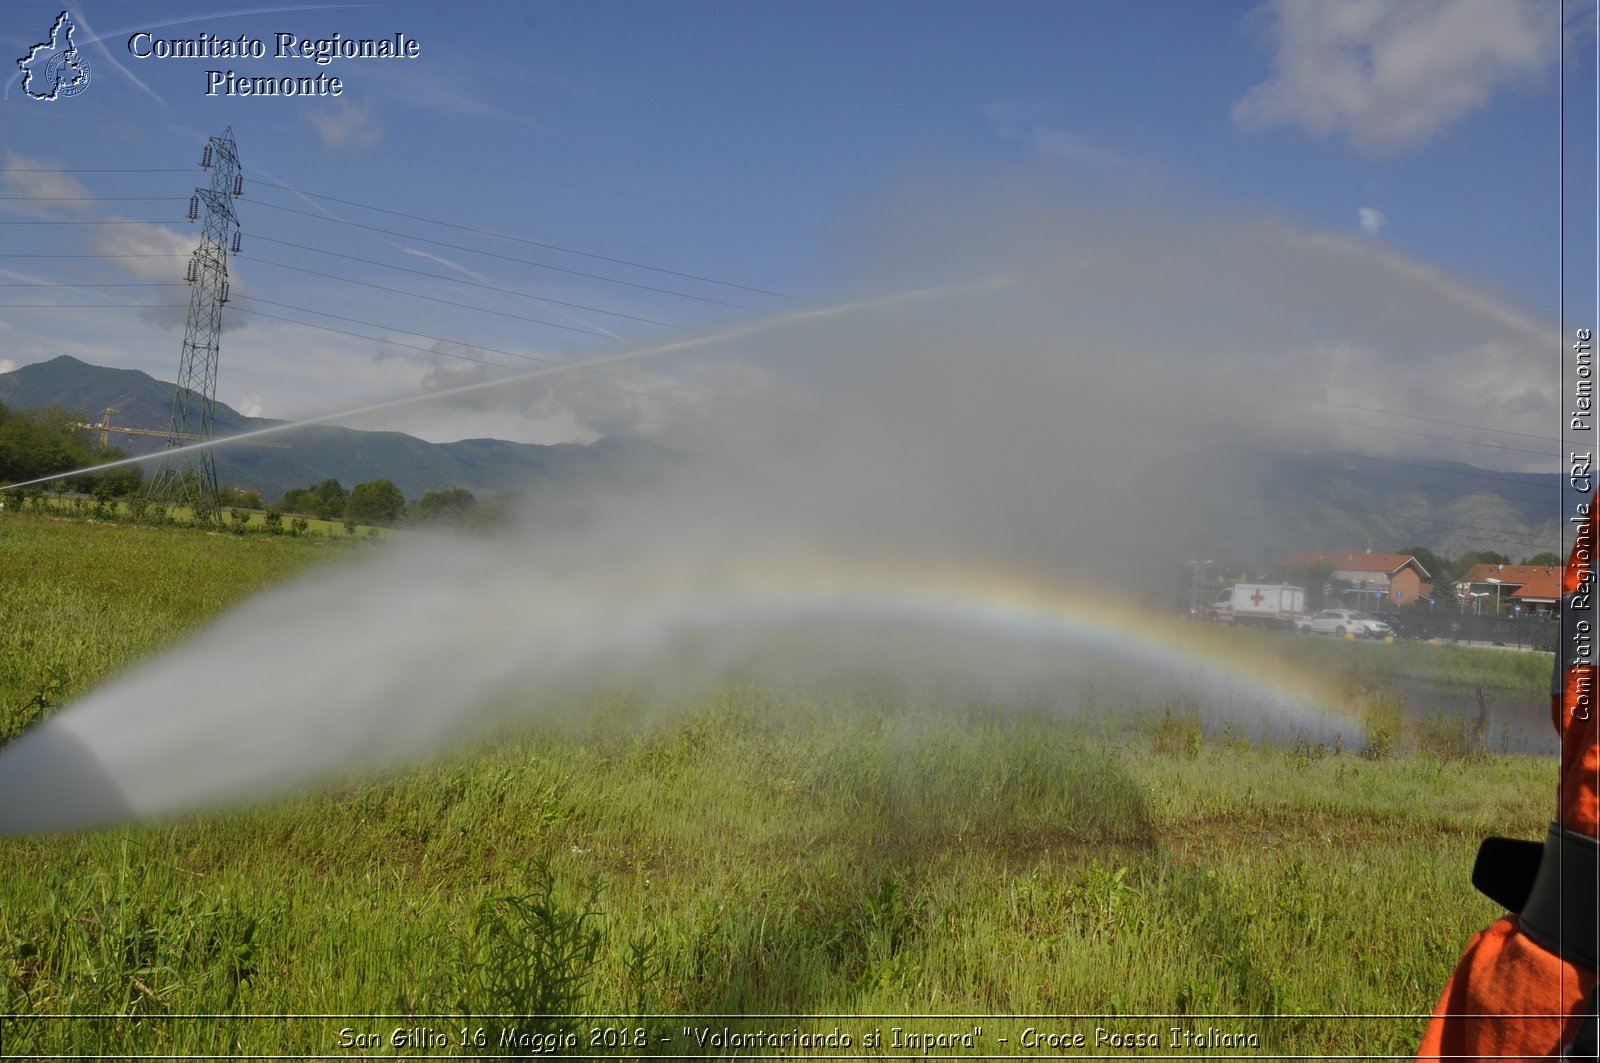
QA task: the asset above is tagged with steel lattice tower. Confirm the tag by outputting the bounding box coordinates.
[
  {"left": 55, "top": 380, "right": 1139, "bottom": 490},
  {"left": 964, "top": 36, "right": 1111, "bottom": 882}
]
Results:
[{"left": 148, "top": 127, "right": 243, "bottom": 519}]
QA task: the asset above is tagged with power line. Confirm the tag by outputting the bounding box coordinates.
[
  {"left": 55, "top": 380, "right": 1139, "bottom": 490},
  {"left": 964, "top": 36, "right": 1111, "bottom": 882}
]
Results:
[
  {"left": 1270, "top": 457, "right": 1551, "bottom": 506},
  {"left": 4, "top": 179, "right": 803, "bottom": 305},
  {"left": 244, "top": 199, "right": 765, "bottom": 311},
  {"left": 233, "top": 232, "right": 758, "bottom": 372},
  {"left": 1298, "top": 395, "right": 1561, "bottom": 442},
  {"left": 0, "top": 295, "right": 709, "bottom": 408},
  {"left": 0, "top": 212, "right": 744, "bottom": 344},
  {"left": 252, "top": 180, "right": 807, "bottom": 301},
  {"left": 1253, "top": 446, "right": 1561, "bottom": 546},
  {"left": 1276, "top": 486, "right": 1559, "bottom": 548},
  {"left": 1293, "top": 410, "right": 1559, "bottom": 458},
  {"left": 229, "top": 304, "right": 703, "bottom": 407},
  {"left": 243, "top": 294, "right": 620, "bottom": 349},
  {"left": 1, "top": 118, "right": 819, "bottom": 231},
  {"left": 0, "top": 296, "right": 706, "bottom": 407},
  {"left": 1, "top": 217, "right": 735, "bottom": 334},
  {"left": 1, "top": 233, "right": 751, "bottom": 389},
  {"left": 0, "top": 196, "right": 177, "bottom": 202},
  {"left": 235, "top": 286, "right": 713, "bottom": 398},
  {"left": 1292, "top": 445, "right": 1558, "bottom": 494},
  {"left": 1230, "top": 441, "right": 1556, "bottom": 537},
  {"left": 0, "top": 253, "right": 188, "bottom": 258},
  {"left": 227, "top": 292, "right": 731, "bottom": 397},
  {"left": 0, "top": 282, "right": 181, "bottom": 287},
  {"left": 0, "top": 173, "right": 793, "bottom": 368},
  {"left": 0, "top": 302, "right": 186, "bottom": 308},
  {"left": 245, "top": 258, "right": 642, "bottom": 341},
  {"left": 244, "top": 237, "right": 701, "bottom": 331}
]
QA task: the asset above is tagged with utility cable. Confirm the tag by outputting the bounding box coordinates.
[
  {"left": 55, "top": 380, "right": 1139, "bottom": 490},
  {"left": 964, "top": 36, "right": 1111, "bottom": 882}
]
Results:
[
  {"left": 0, "top": 287, "right": 712, "bottom": 404},
  {"left": 1282, "top": 445, "right": 1558, "bottom": 495},
  {"left": 244, "top": 237, "right": 700, "bottom": 331},
  {"left": 0, "top": 253, "right": 188, "bottom": 258},
  {"left": 228, "top": 303, "right": 705, "bottom": 407},
  {"left": 251, "top": 180, "right": 806, "bottom": 301},
  {"left": 1297, "top": 396, "right": 1562, "bottom": 443},
  {"left": 243, "top": 199, "right": 765, "bottom": 311},
  {"left": 0, "top": 282, "right": 182, "bottom": 287},
  {"left": 244, "top": 260, "right": 637, "bottom": 341},
  {"left": 0, "top": 196, "right": 178, "bottom": 202},
  {"left": 1291, "top": 410, "right": 1559, "bottom": 458},
  {"left": 0, "top": 167, "right": 192, "bottom": 173}
]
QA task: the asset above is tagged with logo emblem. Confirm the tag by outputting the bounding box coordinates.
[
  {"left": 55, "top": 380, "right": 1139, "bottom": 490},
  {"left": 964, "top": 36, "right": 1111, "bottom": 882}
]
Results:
[{"left": 18, "top": 11, "right": 92, "bottom": 101}]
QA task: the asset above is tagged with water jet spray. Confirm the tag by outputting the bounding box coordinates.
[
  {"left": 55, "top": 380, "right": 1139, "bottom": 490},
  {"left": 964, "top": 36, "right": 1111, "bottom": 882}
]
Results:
[{"left": 1, "top": 277, "right": 1009, "bottom": 495}]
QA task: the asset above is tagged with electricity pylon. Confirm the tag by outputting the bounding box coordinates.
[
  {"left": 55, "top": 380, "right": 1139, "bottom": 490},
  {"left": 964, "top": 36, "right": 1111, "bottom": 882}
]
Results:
[{"left": 147, "top": 127, "right": 243, "bottom": 519}]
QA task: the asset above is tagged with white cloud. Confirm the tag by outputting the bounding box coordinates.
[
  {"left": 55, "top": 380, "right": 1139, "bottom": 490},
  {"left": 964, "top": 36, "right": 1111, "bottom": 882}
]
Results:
[
  {"left": 0, "top": 176, "right": 1558, "bottom": 472},
  {"left": 307, "top": 100, "right": 384, "bottom": 151},
  {"left": 2, "top": 150, "right": 96, "bottom": 219},
  {"left": 982, "top": 104, "right": 1133, "bottom": 172},
  {"left": 1234, "top": 0, "right": 1561, "bottom": 152},
  {"left": 1358, "top": 206, "right": 1386, "bottom": 234},
  {"left": 88, "top": 218, "right": 254, "bottom": 332},
  {"left": 1029, "top": 127, "right": 1129, "bottom": 169},
  {"left": 88, "top": 219, "right": 192, "bottom": 282},
  {"left": 238, "top": 395, "right": 264, "bottom": 418},
  {"left": 0, "top": 360, "right": 15, "bottom": 373},
  {"left": 391, "top": 340, "right": 757, "bottom": 445}
]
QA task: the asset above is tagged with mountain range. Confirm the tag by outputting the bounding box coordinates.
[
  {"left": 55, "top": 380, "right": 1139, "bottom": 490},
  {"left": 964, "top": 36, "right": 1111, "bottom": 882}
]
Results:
[
  {"left": 0, "top": 355, "right": 667, "bottom": 503},
  {"left": 0, "top": 355, "right": 1569, "bottom": 564}
]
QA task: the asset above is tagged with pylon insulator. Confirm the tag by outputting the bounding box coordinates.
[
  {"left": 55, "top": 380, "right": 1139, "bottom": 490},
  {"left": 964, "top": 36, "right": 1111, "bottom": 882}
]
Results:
[
  {"left": 186, "top": 258, "right": 197, "bottom": 282},
  {"left": 233, "top": 175, "right": 243, "bottom": 196},
  {"left": 219, "top": 281, "right": 229, "bottom": 304},
  {"left": 201, "top": 144, "right": 212, "bottom": 168},
  {"left": 231, "top": 231, "right": 242, "bottom": 253},
  {"left": 187, "top": 195, "right": 199, "bottom": 221}
]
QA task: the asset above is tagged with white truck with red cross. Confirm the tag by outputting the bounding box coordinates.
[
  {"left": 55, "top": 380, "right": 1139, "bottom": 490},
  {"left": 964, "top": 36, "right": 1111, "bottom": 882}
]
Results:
[{"left": 1207, "top": 584, "right": 1306, "bottom": 630}]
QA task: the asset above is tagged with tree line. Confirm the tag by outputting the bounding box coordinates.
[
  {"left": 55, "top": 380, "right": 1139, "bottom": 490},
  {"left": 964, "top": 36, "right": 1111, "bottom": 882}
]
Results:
[
  {"left": 1397, "top": 545, "right": 1563, "bottom": 590},
  {"left": 0, "top": 403, "right": 141, "bottom": 496},
  {"left": 275, "top": 478, "right": 487, "bottom": 527},
  {"left": 0, "top": 402, "right": 498, "bottom": 531}
]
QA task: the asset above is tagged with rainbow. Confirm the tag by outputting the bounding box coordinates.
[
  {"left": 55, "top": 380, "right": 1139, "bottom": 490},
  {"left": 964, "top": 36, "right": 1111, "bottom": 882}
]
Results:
[
  {"left": 600, "top": 551, "right": 1355, "bottom": 734},
  {"left": 0, "top": 547, "right": 1357, "bottom": 836}
]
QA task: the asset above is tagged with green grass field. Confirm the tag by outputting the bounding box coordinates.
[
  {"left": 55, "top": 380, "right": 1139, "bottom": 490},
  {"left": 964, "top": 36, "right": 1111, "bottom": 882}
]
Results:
[
  {"left": 0, "top": 512, "right": 1558, "bottom": 1057},
  {"left": 18, "top": 493, "right": 396, "bottom": 541}
]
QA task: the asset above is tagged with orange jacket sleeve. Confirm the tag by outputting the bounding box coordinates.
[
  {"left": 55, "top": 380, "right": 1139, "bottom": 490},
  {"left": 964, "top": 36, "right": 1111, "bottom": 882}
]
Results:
[{"left": 1417, "top": 504, "right": 1597, "bottom": 1060}]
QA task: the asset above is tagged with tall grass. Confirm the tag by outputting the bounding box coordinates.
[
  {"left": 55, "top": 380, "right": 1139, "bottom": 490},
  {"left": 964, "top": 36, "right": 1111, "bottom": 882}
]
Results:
[
  {"left": 0, "top": 691, "right": 1550, "bottom": 1056},
  {"left": 0, "top": 516, "right": 1558, "bottom": 1057},
  {"left": 1254, "top": 627, "right": 1549, "bottom": 691},
  {"left": 0, "top": 511, "right": 343, "bottom": 736}
]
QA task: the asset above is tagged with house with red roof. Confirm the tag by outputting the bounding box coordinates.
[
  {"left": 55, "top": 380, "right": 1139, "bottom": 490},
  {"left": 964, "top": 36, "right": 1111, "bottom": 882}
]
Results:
[
  {"left": 1280, "top": 550, "right": 1433, "bottom": 607},
  {"left": 1456, "top": 564, "right": 1561, "bottom": 615}
]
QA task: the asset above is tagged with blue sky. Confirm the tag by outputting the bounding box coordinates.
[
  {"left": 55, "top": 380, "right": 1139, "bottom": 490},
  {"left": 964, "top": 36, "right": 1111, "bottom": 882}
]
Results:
[{"left": 1, "top": 0, "right": 1595, "bottom": 471}]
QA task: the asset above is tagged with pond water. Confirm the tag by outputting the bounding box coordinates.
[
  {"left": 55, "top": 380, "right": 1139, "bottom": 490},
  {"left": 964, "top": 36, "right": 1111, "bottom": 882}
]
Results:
[{"left": 1386, "top": 676, "right": 1558, "bottom": 757}]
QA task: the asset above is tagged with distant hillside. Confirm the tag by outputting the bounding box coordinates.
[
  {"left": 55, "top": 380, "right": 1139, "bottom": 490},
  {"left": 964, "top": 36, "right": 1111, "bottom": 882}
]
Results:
[
  {"left": 0, "top": 356, "right": 1567, "bottom": 562},
  {"left": 0, "top": 356, "right": 673, "bottom": 502},
  {"left": 1198, "top": 443, "right": 1564, "bottom": 569}
]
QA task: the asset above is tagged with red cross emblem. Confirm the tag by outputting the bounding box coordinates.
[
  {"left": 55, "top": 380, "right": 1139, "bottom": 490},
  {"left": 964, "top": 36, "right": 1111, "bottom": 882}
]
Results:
[{"left": 1250, "top": 590, "right": 1266, "bottom": 606}]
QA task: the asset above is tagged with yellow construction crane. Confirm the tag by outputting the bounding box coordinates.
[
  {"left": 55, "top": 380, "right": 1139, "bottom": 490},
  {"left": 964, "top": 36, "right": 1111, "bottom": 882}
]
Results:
[{"left": 77, "top": 407, "right": 291, "bottom": 450}]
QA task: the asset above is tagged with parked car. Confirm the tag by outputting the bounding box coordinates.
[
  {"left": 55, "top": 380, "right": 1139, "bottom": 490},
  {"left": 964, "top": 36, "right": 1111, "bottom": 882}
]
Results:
[
  {"left": 1375, "top": 612, "right": 1419, "bottom": 640},
  {"left": 1307, "top": 609, "right": 1393, "bottom": 639}
]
